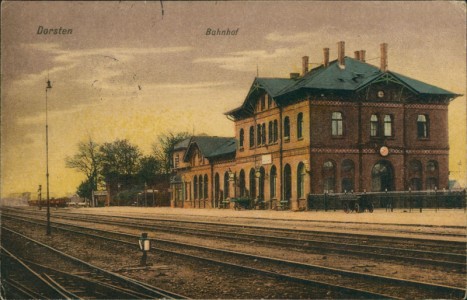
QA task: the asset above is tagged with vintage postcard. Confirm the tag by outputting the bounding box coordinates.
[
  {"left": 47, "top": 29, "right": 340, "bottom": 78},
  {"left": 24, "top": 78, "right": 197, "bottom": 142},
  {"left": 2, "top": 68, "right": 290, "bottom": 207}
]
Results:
[{"left": 1, "top": 1, "right": 466, "bottom": 299}]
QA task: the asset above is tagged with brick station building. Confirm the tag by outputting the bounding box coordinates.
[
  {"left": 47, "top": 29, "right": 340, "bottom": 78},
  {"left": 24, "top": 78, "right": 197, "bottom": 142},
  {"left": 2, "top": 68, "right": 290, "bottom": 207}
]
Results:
[{"left": 171, "top": 41, "right": 460, "bottom": 210}]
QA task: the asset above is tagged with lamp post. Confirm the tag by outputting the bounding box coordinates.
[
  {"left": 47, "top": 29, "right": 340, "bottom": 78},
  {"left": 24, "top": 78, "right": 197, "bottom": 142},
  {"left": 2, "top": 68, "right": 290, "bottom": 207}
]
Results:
[{"left": 45, "top": 78, "right": 52, "bottom": 235}]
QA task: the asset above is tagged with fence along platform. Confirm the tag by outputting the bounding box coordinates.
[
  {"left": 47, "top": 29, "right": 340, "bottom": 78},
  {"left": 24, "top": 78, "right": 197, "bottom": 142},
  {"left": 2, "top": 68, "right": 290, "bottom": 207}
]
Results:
[{"left": 307, "top": 189, "right": 467, "bottom": 212}]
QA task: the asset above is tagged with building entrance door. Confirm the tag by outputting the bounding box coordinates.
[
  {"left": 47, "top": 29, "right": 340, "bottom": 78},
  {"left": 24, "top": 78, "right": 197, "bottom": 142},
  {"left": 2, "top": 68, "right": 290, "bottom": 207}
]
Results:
[{"left": 371, "top": 160, "right": 395, "bottom": 191}]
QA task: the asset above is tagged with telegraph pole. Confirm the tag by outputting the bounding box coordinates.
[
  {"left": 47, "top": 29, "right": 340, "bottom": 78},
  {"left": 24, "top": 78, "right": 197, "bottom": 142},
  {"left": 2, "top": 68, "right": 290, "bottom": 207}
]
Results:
[{"left": 45, "top": 77, "right": 52, "bottom": 235}]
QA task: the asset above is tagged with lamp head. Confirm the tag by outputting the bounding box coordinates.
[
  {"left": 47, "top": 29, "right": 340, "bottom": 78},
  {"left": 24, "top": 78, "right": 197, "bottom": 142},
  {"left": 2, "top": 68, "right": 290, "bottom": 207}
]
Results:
[{"left": 46, "top": 80, "right": 52, "bottom": 89}]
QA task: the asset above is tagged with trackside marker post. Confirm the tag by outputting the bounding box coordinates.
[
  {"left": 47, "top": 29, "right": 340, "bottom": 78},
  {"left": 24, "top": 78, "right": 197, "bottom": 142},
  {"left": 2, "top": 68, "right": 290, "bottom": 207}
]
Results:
[{"left": 139, "top": 232, "right": 151, "bottom": 266}]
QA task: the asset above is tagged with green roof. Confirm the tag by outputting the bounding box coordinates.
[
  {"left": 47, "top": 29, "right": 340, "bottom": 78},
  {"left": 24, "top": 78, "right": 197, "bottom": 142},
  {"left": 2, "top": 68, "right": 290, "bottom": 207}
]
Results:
[
  {"left": 226, "top": 57, "right": 459, "bottom": 119},
  {"left": 183, "top": 136, "right": 236, "bottom": 162}
]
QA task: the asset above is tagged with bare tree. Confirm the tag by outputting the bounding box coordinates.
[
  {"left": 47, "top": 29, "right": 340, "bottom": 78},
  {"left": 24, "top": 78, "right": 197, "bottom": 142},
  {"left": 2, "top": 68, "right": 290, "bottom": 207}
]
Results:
[{"left": 65, "top": 138, "right": 100, "bottom": 195}]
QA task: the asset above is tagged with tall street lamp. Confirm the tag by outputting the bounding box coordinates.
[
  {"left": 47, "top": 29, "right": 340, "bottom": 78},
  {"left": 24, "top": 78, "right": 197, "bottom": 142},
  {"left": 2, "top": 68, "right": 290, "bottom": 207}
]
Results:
[{"left": 45, "top": 78, "right": 52, "bottom": 235}]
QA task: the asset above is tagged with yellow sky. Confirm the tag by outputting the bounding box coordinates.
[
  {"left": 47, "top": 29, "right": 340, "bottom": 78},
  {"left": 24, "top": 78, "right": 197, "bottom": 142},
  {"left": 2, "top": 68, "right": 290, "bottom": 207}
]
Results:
[{"left": 1, "top": 1, "right": 466, "bottom": 198}]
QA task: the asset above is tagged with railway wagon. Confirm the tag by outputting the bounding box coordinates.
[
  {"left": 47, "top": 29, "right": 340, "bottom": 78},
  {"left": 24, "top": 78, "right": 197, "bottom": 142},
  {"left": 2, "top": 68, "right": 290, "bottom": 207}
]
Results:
[{"left": 28, "top": 198, "right": 69, "bottom": 208}]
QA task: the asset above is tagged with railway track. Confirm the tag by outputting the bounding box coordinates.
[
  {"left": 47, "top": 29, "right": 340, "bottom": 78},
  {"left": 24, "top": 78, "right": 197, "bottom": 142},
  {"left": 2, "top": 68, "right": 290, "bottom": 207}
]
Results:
[
  {"left": 3, "top": 213, "right": 465, "bottom": 299},
  {"left": 4, "top": 208, "right": 464, "bottom": 271},
  {"left": 1, "top": 227, "right": 186, "bottom": 299}
]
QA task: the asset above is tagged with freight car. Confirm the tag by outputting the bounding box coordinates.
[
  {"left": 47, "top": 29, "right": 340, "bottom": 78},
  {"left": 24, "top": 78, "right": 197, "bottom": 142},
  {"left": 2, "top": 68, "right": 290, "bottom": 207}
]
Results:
[{"left": 28, "top": 198, "right": 69, "bottom": 208}]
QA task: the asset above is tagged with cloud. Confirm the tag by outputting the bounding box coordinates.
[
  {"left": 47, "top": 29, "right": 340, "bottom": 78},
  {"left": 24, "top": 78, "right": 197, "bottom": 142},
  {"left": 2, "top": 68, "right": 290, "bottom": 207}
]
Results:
[{"left": 193, "top": 48, "right": 294, "bottom": 72}]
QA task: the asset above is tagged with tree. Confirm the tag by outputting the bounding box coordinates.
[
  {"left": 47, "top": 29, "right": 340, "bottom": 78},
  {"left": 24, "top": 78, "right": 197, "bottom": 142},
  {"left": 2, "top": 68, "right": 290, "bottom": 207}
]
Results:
[
  {"left": 65, "top": 138, "right": 100, "bottom": 193},
  {"left": 137, "top": 155, "right": 163, "bottom": 184},
  {"left": 76, "top": 178, "right": 94, "bottom": 200},
  {"left": 153, "top": 131, "right": 190, "bottom": 174},
  {"left": 99, "top": 139, "right": 142, "bottom": 180}
]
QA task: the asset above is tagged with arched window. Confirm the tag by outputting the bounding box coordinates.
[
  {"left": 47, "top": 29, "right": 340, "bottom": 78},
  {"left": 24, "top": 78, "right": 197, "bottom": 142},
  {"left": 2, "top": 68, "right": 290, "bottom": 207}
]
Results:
[
  {"left": 284, "top": 164, "right": 292, "bottom": 201},
  {"left": 258, "top": 167, "right": 265, "bottom": 200},
  {"left": 270, "top": 165, "right": 277, "bottom": 199},
  {"left": 204, "top": 174, "right": 208, "bottom": 199},
  {"left": 268, "top": 121, "right": 273, "bottom": 144},
  {"left": 417, "top": 115, "right": 429, "bottom": 138},
  {"left": 370, "top": 114, "right": 378, "bottom": 137},
  {"left": 214, "top": 173, "right": 220, "bottom": 203},
  {"left": 249, "top": 126, "right": 255, "bottom": 148},
  {"left": 261, "top": 123, "right": 266, "bottom": 145},
  {"left": 384, "top": 115, "right": 393, "bottom": 137},
  {"left": 198, "top": 175, "right": 203, "bottom": 199},
  {"left": 322, "top": 160, "right": 336, "bottom": 193},
  {"left": 297, "top": 113, "right": 304, "bottom": 139},
  {"left": 239, "top": 170, "right": 246, "bottom": 197},
  {"left": 224, "top": 172, "right": 230, "bottom": 199},
  {"left": 341, "top": 159, "right": 355, "bottom": 192},
  {"left": 249, "top": 168, "right": 256, "bottom": 198},
  {"left": 371, "top": 160, "right": 394, "bottom": 192},
  {"left": 297, "top": 162, "right": 306, "bottom": 198},
  {"left": 194, "top": 176, "right": 198, "bottom": 199},
  {"left": 257, "top": 124, "right": 262, "bottom": 145},
  {"left": 284, "top": 116, "right": 290, "bottom": 140},
  {"left": 332, "top": 112, "right": 343, "bottom": 136},
  {"left": 239, "top": 129, "right": 244, "bottom": 148},
  {"left": 408, "top": 159, "right": 422, "bottom": 191},
  {"left": 273, "top": 120, "right": 278, "bottom": 142},
  {"left": 426, "top": 160, "right": 438, "bottom": 190}
]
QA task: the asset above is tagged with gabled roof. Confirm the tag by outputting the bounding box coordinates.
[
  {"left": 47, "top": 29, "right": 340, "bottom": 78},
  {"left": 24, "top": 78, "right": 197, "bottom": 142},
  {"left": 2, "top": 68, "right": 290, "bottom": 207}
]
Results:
[
  {"left": 174, "top": 138, "right": 191, "bottom": 151},
  {"left": 224, "top": 77, "right": 295, "bottom": 117},
  {"left": 183, "top": 136, "right": 236, "bottom": 162},
  {"left": 226, "top": 57, "right": 459, "bottom": 119}
]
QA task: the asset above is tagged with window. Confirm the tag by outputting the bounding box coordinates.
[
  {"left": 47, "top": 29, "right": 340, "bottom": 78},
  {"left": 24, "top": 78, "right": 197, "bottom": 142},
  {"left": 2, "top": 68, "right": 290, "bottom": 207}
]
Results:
[
  {"left": 297, "top": 113, "right": 304, "bottom": 139},
  {"left": 341, "top": 159, "right": 355, "bottom": 192},
  {"left": 408, "top": 160, "right": 422, "bottom": 191},
  {"left": 284, "top": 116, "right": 290, "bottom": 140},
  {"left": 198, "top": 175, "right": 203, "bottom": 199},
  {"left": 331, "top": 112, "right": 343, "bottom": 136},
  {"left": 270, "top": 165, "right": 277, "bottom": 198},
  {"left": 384, "top": 115, "right": 392, "bottom": 137},
  {"left": 249, "top": 126, "right": 255, "bottom": 148},
  {"left": 174, "top": 154, "right": 179, "bottom": 168},
  {"left": 257, "top": 124, "right": 261, "bottom": 145},
  {"left": 370, "top": 114, "right": 378, "bottom": 137},
  {"left": 204, "top": 174, "right": 208, "bottom": 199},
  {"left": 249, "top": 168, "right": 256, "bottom": 198},
  {"left": 426, "top": 160, "right": 438, "bottom": 190},
  {"left": 267, "top": 94, "right": 272, "bottom": 108},
  {"left": 223, "top": 172, "right": 230, "bottom": 199},
  {"left": 261, "top": 123, "right": 266, "bottom": 145},
  {"left": 273, "top": 120, "right": 278, "bottom": 142},
  {"left": 239, "top": 170, "right": 246, "bottom": 197},
  {"left": 417, "top": 115, "right": 428, "bottom": 138},
  {"left": 194, "top": 176, "right": 198, "bottom": 199},
  {"left": 297, "top": 163, "right": 306, "bottom": 198},
  {"left": 260, "top": 95, "right": 265, "bottom": 111},
  {"left": 322, "top": 160, "right": 336, "bottom": 192},
  {"left": 239, "top": 129, "right": 244, "bottom": 148},
  {"left": 268, "top": 121, "right": 273, "bottom": 144}
]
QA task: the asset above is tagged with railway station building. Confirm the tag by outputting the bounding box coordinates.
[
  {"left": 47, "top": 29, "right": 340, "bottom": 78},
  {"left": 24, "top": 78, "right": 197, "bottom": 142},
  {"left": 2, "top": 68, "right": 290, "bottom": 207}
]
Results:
[{"left": 170, "top": 41, "right": 460, "bottom": 210}]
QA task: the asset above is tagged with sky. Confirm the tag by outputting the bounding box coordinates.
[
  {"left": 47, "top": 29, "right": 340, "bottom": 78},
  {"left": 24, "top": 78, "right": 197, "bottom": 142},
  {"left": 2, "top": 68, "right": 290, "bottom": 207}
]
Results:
[{"left": 1, "top": 1, "right": 466, "bottom": 198}]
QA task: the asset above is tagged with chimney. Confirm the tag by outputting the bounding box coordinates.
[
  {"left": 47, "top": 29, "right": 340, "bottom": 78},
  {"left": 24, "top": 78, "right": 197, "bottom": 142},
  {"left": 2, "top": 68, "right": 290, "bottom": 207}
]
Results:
[
  {"left": 354, "top": 51, "right": 360, "bottom": 61},
  {"left": 380, "top": 43, "right": 388, "bottom": 71},
  {"left": 337, "top": 41, "right": 345, "bottom": 68},
  {"left": 302, "top": 56, "right": 309, "bottom": 76},
  {"left": 359, "top": 50, "right": 366, "bottom": 62},
  {"left": 323, "top": 48, "right": 330, "bottom": 67},
  {"left": 290, "top": 73, "right": 300, "bottom": 79}
]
